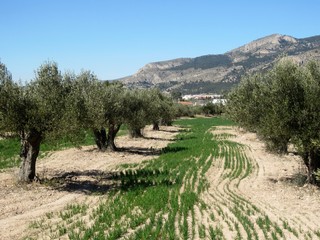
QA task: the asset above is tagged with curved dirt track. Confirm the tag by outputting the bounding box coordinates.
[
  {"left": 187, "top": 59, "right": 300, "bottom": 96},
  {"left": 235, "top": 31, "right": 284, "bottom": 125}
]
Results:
[
  {"left": 0, "top": 126, "right": 179, "bottom": 240},
  {"left": 199, "top": 126, "right": 320, "bottom": 239}
]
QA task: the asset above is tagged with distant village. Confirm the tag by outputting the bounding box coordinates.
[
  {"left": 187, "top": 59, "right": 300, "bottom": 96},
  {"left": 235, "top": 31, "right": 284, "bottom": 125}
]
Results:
[{"left": 179, "top": 94, "right": 226, "bottom": 106}]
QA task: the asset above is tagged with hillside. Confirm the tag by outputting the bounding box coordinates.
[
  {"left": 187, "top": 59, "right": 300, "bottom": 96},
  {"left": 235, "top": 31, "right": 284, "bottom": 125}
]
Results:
[{"left": 118, "top": 34, "right": 320, "bottom": 94}]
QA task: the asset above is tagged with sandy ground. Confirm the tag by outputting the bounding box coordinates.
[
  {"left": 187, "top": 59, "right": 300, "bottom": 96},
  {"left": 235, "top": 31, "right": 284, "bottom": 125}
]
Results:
[
  {"left": 1, "top": 124, "right": 320, "bottom": 239},
  {"left": 203, "top": 126, "right": 320, "bottom": 239},
  {"left": 0, "top": 125, "right": 179, "bottom": 240},
  {"left": 233, "top": 127, "right": 320, "bottom": 230}
]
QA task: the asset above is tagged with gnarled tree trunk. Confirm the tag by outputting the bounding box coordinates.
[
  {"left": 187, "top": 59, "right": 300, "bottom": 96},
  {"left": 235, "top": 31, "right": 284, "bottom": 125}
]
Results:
[
  {"left": 153, "top": 121, "right": 160, "bottom": 131},
  {"left": 93, "top": 128, "right": 107, "bottom": 151},
  {"left": 107, "top": 123, "right": 121, "bottom": 151},
  {"left": 302, "top": 147, "right": 320, "bottom": 184},
  {"left": 19, "top": 130, "right": 42, "bottom": 183},
  {"left": 129, "top": 128, "right": 143, "bottom": 138}
]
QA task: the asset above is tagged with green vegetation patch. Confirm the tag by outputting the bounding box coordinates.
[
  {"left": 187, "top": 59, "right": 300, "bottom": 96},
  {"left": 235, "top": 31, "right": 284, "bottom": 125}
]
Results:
[
  {"left": 0, "top": 131, "right": 95, "bottom": 170},
  {"left": 0, "top": 137, "right": 20, "bottom": 169}
]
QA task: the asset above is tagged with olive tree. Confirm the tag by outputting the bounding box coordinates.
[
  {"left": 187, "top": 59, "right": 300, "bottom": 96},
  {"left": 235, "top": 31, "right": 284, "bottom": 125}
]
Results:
[
  {"left": 67, "top": 70, "right": 108, "bottom": 151},
  {"left": 226, "top": 73, "right": 266, "bottom": 132},
  {"left": 123, "top": 89, "right": 149, "bottom": 138},
  {"left": 122, "top": 89, "right": 175, "bottom": 137},
  {"left": 0, "top": 61, "right": 69, "bottom": 182},
  {"left": 69, "top": 76, "right": 127, "bottom": 151},
  {"left": 227, "top": 59, "right": 320, "bottom": 183},
  {"left": 146, "top": 89, "right": 175, "bottom": 130},
  {"left": 227, "top": 60, "right": 304, "bottom": 153},
  {"left": 0, "top": 63, "right": 19, "bottom": 134},
  {"left": 259, "top": 60, "right": 305, "bottom": 153},
  {"left": 295, "top": 61, "right": 320, "bottom": 183},
  {"left": 103, "top": 83, "right": 126, "bottom": 151}
]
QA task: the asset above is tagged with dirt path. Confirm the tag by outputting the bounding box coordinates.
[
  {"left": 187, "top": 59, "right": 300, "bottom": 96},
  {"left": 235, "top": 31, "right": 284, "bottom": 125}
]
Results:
[
  {"left": 0, "top": 125, "right": 179, "bottom": 240},
  {"left": 201, "top": 126, "right": 320, "bottom": 239},
  {"left": 234, "top": 128, "right": 320, "bottom": 235}
]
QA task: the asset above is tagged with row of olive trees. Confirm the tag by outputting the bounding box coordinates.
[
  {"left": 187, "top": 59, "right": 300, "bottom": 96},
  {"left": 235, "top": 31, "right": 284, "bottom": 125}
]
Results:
[
  {"left": 227, "top": 59, "right": 320, "bottom": 184},
  {"left": 0, "top": 61, "right": 175, "bottom": 183},
  {"left": 172, "top": 102, "right": 225, "bottom": 118}
]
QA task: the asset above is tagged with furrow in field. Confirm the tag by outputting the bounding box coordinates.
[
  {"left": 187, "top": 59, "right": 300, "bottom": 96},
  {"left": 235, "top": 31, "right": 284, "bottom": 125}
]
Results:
[{"left": 206, "top": 126, "right": 320, "bottom": 240}]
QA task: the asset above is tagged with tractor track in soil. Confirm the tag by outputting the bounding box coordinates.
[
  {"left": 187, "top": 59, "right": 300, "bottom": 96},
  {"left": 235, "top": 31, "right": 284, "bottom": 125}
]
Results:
[{"left": 199, "top": 126, "right": 320, "bottom": 239}]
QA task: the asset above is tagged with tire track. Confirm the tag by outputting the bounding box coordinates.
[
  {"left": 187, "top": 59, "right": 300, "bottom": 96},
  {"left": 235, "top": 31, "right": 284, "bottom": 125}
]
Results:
[{"left": 201, "top": 126, "right": 320, "bottom": 240}]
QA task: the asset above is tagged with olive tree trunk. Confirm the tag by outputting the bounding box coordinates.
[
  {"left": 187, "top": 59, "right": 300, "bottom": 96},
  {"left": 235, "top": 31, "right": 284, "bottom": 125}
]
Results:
[
  {"left": 107, "top": 123, "right": 121, "bottom": 151},
  {"left": 129, "top": 128, "right": 143, "bottom": 138},
  {"left": 153, "top": 121, "right": 160, "bottom": 131},
  {"left": 302, "top": 148, "right": 320, "bottom": 184},
  {"left": 18, "top": 130, "right": 42, "bottom": 183},
  {"left": 93, "top": 128, "right": 107, "bottom": 151}
]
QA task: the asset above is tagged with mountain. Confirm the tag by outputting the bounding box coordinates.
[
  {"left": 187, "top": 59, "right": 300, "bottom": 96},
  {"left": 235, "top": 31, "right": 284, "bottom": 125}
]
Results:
[{"left": 118, "top": 34, "right": 320, "bottom": 94}]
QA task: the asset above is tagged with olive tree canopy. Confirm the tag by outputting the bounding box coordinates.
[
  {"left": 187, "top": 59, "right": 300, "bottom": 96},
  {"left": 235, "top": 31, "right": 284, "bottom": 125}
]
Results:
[
  {"left": 227, "top": 59, "right": 320, "bottom": 183},
  {"left": 0, "top": 61, "right": 70, "bottom": 182}
]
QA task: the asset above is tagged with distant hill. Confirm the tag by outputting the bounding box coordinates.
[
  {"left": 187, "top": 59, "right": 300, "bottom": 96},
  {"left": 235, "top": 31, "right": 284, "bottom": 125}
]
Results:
[{"left": 117, "top": 34, "right": 320, "bottom": 94}]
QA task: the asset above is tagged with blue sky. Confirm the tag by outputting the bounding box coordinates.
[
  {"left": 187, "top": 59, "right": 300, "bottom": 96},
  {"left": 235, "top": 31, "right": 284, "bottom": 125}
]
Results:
[{"left": 1, "top": 0, "right": 319, "bottom": 81}]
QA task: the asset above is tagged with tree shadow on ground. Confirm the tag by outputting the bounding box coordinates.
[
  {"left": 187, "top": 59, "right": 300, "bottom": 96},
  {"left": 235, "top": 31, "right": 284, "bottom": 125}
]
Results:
[
  {"left": 161, "top": 146, "right": 188, "bottom": 154},
  {"left": 42, "top": 170, "right": 115, "bottom": 194},
  {"left": 41, "top": 168, "right": 177, "bottom": 195},
  {"left": 269, "top": 173, "right": 308, "bottom": 187},
  {"left": 111, "top": 168, "right": 177, "bottom": 190},
  {"left": 117, "top": 146, "right": 162, "bottom": 156},
  {"left": 117, "top": 145, "right": 188, "bottom": 156},
  {"left": 142, "top": 136, "right": 176, "bottom": 141},
  {"left": 159, "top": 129, "right": 181, "bottom": 133},
  {"left": 280, "top": 173, "right": 308, "bottom": 187}
]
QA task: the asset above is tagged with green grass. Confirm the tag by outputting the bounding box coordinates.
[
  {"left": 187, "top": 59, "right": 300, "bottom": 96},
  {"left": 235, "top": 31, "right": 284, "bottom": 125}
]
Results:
[
  {"left": 0, "top": 127, "right": 130, "bottom": 170},
  {"left": 0, "top": 137, "right": 20, "bottom": 169},
  {"left": 59, "top": 203, "right": 88, "bottom": 220},
  {"left": 0, "top": 133, "right": 95, "bottom": 170}
]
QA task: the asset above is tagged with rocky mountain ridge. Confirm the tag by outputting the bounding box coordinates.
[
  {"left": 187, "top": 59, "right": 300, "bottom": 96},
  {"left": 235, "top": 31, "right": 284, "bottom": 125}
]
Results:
[{"left": 118, "top": 34, "right": 320, "bottom": 94}]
